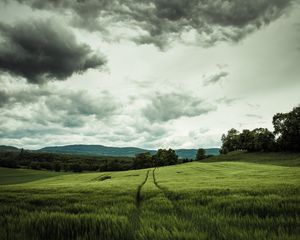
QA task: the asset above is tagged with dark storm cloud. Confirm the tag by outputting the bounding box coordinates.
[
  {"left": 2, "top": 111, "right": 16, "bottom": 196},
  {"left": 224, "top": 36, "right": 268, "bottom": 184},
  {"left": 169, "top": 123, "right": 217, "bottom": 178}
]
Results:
[
  {"left": 204, "top": 71, "right": 228, "bottom": 86},
  {"left": 16, "top": 0, "right": 113, "bottom": 32},
  {"left": 143, "top": 92, "right": 216, "bottom": 122},
  {"left": 16, "top": 0, "right": 294, "bottom": 47},
  {"left": 0, "top": 20, "right": 106, "bottom": 84}
]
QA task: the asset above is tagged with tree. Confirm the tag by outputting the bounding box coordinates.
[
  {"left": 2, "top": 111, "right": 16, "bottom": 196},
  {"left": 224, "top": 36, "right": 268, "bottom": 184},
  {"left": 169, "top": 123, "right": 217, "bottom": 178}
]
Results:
[
  {"left": 220, "top": 128, "right": 240, "bottom": 153},
  {"left": 106, "top": 160, "right": 122, "bottom": 171},
  {"left": 53, "top": 162, "right": 61, "bottom": 172},
  {"left": 220, "top": 127, "right": 275, "bottom": 153},
  {"left": 18, "top": 148, "right": 24, "bottom": 160},
  {"left": 70, "top": 163, "right": 82, "bottom": 173},
  {"left": 30, "top": 162, "right": 41, "bottom": 170},
  {"left": 154, "top": 149, "right": 178, "bottom": 166},
  {"left": 62, "top": 163, "right": 69, "bottom": 172},
  {"left": 133, "top": 152, "right": 153, "bottom": 169},
  {"left": 196, "top": 148, "right": 206, "bottom": 160},
  {"left": 39, "top": 162, "right": 53, "bottom": 171},
  {"left": 239, "top": 129, "right": 254, "bottom": 151},
  {"left": 273, "top": 106, "right": 300, "bottom": 151},
  {"left": 251, "top": 128, "right": 275, "bottom": 152}
]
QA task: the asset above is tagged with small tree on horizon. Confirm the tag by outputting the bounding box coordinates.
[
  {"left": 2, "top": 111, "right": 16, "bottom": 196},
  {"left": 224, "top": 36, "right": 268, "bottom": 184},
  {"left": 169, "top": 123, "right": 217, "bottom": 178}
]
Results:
[{"left": 196, "top": 148, "right": 206, "bottom": 160}]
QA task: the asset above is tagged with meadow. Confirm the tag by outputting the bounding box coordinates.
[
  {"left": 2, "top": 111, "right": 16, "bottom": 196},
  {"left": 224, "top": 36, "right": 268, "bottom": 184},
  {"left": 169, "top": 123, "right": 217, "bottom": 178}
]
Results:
[{"left": 0, "top": 152, "right": 299, "bottom": 240}]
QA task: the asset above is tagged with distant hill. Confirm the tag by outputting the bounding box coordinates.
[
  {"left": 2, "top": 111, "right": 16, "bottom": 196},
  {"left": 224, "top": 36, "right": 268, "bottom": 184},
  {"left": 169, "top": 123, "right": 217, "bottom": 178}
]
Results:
[
  {"left": 39, "top": 144, "right": 220, "bottom": 158},
  {"left": 0, "top": 145, "right": 20, "bottom": 152},
  {"left": 39, "top": 145, "right": 155, "bottom": 156},
  {"left": 175, "top": 148, "right": 220, "bottom": 159}
]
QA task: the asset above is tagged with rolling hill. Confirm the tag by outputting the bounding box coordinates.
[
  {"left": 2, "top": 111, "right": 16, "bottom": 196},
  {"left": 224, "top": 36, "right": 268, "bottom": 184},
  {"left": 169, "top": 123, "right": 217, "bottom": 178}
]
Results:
[
  {"left": 0, "top": 145, "right": 20, "bottom": 152},
  {"left": 38, "top": 144, "right": 220, "bottom": 158}
]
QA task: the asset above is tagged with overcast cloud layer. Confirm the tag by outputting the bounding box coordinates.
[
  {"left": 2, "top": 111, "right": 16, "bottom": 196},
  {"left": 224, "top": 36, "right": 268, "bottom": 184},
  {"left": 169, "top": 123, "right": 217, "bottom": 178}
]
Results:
[{"left": 0, "top": 0, "right": 300, "bottom": 149}]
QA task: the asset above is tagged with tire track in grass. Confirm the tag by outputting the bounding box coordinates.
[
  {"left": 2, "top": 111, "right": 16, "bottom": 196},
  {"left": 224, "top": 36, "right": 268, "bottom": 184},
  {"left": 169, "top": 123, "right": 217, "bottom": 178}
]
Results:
[
  {"left": 135, "top": 170, "right": 150, "bottom": 208},
  {"left": 129, "top": 169, "right": 150, "bottom": 238},
  {"left": 152, "top": 168, "right": 169, "bottom": 194},
  {"left": 152, "top": 168, "right": 187, "bottom": 217},
  {"left": 152, "top": 168, "right": 178, "bottom": 209},
  {"left": 152, "top": 168, "right": 198, "bottom": 236},
  {"left": 153, "top": 168, "right": 211, "bottom": 237},
  {"left": 137, "top": 169, "right": 204, "bottom": 237}
]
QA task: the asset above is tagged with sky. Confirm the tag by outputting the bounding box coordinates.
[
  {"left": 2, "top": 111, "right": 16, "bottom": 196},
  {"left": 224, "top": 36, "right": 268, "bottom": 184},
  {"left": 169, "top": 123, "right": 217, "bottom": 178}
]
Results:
[{"left": 0, "top": 0, "right": 299, "bottom": 150}]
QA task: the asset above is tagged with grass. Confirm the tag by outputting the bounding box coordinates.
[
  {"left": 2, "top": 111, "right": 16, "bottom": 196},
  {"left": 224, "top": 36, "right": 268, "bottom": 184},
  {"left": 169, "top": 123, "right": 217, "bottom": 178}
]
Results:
[
  {"left": 0, "top": 152, "right": 299, "bottom": 239},
  {"left": 203, "top": 151, "right": 300, "bottom": 167},
  {"left": 0, "top": 167, "right": 67, "bottom": 185}
]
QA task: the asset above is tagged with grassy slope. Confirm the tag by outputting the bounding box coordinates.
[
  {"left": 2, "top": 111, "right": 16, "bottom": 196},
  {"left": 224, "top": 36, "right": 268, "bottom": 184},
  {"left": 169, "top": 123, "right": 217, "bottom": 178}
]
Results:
[
  {"left": 204, "top": 151, "right": 300, "bottom": 167},
  {"left": 0, "top": 152, "right": 299, "bottom": 240},
  {"left": 0, "top": 167, "right": 66, "bottom": 185}
]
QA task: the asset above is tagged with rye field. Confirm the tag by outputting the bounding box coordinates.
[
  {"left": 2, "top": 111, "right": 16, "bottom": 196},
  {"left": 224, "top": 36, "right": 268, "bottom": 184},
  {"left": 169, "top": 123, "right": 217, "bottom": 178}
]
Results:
[{"left": 0, "top": 152, "right": 299, "bottom": 240}]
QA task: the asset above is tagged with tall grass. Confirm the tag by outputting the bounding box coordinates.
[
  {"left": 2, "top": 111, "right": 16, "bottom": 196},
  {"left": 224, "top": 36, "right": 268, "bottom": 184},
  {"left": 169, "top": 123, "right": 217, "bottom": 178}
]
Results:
[{"left": 0, "top": 153, "right": 299, "bottom": 239}]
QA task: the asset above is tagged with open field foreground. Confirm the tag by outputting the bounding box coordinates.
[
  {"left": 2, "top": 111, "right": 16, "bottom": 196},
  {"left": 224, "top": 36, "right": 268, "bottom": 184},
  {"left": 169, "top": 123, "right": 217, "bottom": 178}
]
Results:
[{"left": 0, "top": 152, "right": 299, "bottom": 240}]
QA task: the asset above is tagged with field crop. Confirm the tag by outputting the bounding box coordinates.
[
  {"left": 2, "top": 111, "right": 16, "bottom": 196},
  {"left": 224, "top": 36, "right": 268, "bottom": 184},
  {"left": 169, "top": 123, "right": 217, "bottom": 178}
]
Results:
[{"left": 0, "top": 152, "right": 299, "bottom": 239}]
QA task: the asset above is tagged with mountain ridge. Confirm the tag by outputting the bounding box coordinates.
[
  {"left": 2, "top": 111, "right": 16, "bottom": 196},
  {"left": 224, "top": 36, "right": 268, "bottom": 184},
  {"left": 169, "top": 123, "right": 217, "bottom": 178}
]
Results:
[
  {"left": 39, "top": 144, "right": 220, "bottom": 158},
  {"left": 0, "top": 144, "right": 220, "bottom": 158}
]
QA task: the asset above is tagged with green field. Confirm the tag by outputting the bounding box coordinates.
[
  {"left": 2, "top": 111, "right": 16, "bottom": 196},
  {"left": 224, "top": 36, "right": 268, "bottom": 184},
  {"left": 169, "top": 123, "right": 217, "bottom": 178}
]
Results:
[
  {"left": 0, "top": 167, "right": 67, "bottom": 185},
  {"left": 0, "top": 152, "right": 299, "bottom": 240}
]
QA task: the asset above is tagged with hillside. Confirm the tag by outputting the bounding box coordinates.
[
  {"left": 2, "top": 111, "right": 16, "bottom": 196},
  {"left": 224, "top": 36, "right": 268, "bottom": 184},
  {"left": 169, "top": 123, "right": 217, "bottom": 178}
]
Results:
[
  {"left": 39, "top": 144, "right": 220, "bottom": 158},
  {"left": 0, "top": 145, "right": 19, "bottom": 152},
  {"left": 39, "top": 145, "right": 155, "bottom": 156},
  {"left": 204, "top": 151, "right": 300, "bottom": 167},
  {"left": 0, "top": 152, "right": 299, "bottom": 239},
  {"left": 0, "top": 167, "right": 66, "bottom": 185}
]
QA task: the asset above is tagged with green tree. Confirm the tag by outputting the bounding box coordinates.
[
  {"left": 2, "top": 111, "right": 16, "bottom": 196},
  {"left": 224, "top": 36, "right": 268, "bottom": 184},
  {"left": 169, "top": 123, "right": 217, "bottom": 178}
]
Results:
[
  {"left": 154, "top": 149, "right": 178, "bottom": 166},
  {"left": 40, "top": 162, "right": 53, "bottom": 171},
  {"left": 239, "top": 129, "right": 254, "bottom": 151},
  {"left": 251, "top": 128, "right": 275, "bottom": 152},
  {"left": 196, "top": 148, "right": 206, "bottom": 160},
  {"left": 220, "top": 128, "right": 240, "bottom": 154},
  {"left": 18, "top": 148, "right": 24, "bottom": 160},
  {"left": 70, "top": 163, "right": 82, "bottom": 173},
  {"left": 273, "top": 106, "right": 300, "bottom": 151},
  {"left": 221, "top": 127, "right": 275, "bottom": 153},
  {"left": 53, "top": 162, "right": 61, "bottom": 172},
  {"left": 133, "top": 152, "right": 153, "bottom": 169},
  {"left": 30, "top": 162, "right": 41, "bottom": 170}
]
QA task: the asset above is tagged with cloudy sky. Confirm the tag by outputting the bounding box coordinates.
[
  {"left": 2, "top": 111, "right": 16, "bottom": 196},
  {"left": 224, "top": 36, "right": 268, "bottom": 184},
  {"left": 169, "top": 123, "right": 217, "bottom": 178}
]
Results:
[{"left": 0, "top": 0, "right": 299, "bottom": 150}]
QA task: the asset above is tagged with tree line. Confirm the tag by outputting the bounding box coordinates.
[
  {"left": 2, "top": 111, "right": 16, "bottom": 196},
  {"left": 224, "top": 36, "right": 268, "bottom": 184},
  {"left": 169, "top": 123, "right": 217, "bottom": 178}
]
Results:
[
  {"left": 133, "top": 148, "right": 208, "bottom": 169},
  {"left": 0, "top": 148, "right": 201, "bottom": 172},
  {"left": 220, "top": 106, "right": 300, "bottom": 154},
  {"left": 133, "top": 149, "right": 178, "bottom": 169},
  {"left": 0, "top": 150, "right": 133, "bottom": 172}
]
